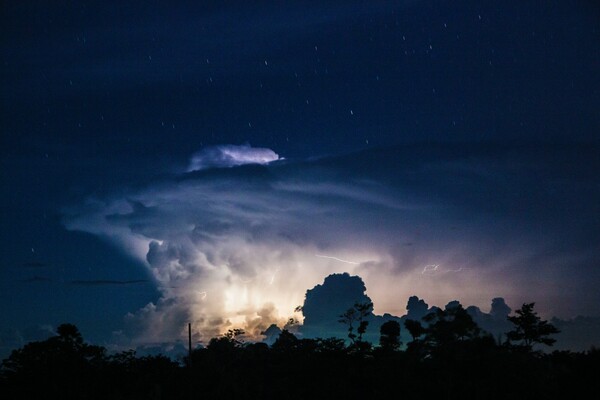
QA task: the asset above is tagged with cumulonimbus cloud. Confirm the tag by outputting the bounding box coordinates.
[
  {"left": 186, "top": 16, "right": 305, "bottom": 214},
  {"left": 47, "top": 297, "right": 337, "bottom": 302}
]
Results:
[{"left": 62, "top": 144, "right": 600, "bottom": 347}]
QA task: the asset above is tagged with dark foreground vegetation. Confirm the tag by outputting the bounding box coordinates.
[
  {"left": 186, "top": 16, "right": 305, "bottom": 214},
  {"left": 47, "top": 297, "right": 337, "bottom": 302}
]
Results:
[{"left": 1, "top": 303, "right": 599, "bottom": 399}]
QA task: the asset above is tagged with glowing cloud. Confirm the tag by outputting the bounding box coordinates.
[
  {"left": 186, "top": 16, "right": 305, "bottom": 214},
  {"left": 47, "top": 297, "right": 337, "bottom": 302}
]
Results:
[
  {"left": 63, "top": 144, "right": 600, "bottom": 346},
  {"left": 187, "top": 144, "right": 280, "bottom": 171}
]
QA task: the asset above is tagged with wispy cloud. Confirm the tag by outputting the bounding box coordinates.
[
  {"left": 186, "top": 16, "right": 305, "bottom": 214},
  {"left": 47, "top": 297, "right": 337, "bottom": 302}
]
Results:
[
  {"left": 70, "top": 279, "right": 149, "bottom": 286},
  {"left": 19, "top": 262, "right": 47, "bottom": 268},
  {"left": 20, "top": 276, "right": 52, "bottom": 283}
]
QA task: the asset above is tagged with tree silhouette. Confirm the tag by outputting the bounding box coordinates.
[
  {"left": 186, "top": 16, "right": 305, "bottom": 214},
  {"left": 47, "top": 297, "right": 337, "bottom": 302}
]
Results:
[
  {"left": 271, "top": 329, "right": 299, "bottom": 352},
  {"left": 56, "top": 323, "right": 84, "bottom": 345},
  {"left": 338, "top": 302, "right": 373, "bottom": 345},
  {"left": 404, "top": 319, "right": 425, "bottom": 342},
  {"left": 506, "top": 302, "right": 559, "bottom": 351},
  {"left": 421, "top": 303, "right": 481, "bottom": 349},
  {"left": 206, "top": 328, "right": 246, "bottom": 353},
  {"left": 379, "top": 320, "right": 401, "bottom": 351},
  {"left": 1, "top": 323, "right": 106, "bottom": 376},
  {"left": 0, "top": 323, "right": 109, "bottom": 399},
  {"left": 0, "top": 304, "right": 597, "bottom": 399},
  {"left": 315, "top": 337, "right": 346, "bottom": 354}
]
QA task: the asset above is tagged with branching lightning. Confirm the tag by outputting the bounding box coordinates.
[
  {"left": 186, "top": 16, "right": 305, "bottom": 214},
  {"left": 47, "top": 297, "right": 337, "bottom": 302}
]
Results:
[
  {"left": 422, "top": 264, "right": 439, "bottom": 275},
  {"left": 315, "top": 254, "right": 360, "bottom": 265},
  {"left": 445, "top": 267, "right": 465, "bottom": 273},
  {"left": 421, "top": 265, "right": 465, "bottom": 275}
]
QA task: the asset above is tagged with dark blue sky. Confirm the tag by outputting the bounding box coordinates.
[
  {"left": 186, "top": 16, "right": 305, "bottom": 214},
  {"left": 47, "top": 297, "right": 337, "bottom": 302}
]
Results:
[{"left": 1, "top": 1, "right": 598, "bottom": 355}]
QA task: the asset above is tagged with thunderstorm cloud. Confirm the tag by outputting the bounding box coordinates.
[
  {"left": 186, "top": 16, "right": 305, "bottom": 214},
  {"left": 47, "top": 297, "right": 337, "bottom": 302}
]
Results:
[{"left": 63, "top": 143, "right": 600, "bottom": 346}]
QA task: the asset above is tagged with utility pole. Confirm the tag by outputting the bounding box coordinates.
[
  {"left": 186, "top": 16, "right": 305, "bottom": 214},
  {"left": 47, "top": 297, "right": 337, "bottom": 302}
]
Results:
[{"left": 188, "top": 322, "right": 193, "bottom": 368}]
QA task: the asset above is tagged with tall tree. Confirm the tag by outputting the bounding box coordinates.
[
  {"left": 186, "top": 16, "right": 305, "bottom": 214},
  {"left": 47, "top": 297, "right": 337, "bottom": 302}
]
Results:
[
  {"left": 271, "top": 329, "right": 299, "bottom": 352},
  {"left": 421, "top": 302, "right": 481, "bottom": 349},
  {"left": 404, "top": 319, "right": 425, "bottom": 342},
  {"left": 338, "top": 302, "right": 373, "bottom": 345},
  {"left": 206, "top": 328, "right": 246, "bottom": 353},
  {"left": 379, "top": 320, "right": 401, "bottom": 351},
  {"left": 506, "top": 303, "right": 559, "bottom": 351}
]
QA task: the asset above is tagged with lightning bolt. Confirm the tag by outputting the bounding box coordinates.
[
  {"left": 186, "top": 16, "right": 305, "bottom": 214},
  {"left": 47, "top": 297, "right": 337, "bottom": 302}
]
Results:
[
  {"left": 421, "top": 264, "right": 439, "bottom": 275},
  {"left": 315, "top": 254, "right": 360, "bottom": 265},
  {"left": 445, "top": 267, "right": 465, "bottom": 273},
  {"left": 269, "top": 268, "right": 280, "bottom": 285},
  {"left": 421, "top": 265, "right": 465, "bottom": 275}
]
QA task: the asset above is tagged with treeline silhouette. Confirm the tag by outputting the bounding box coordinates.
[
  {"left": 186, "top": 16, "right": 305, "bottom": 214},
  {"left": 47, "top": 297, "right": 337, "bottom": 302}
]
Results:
[{"left": 1, "top": 303, "right": 599, "bottom": 399}]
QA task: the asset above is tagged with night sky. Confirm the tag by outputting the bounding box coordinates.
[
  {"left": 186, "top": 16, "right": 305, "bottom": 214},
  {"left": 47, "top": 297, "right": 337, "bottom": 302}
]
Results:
[{"left": 1, "top": 1, "right": 599, "bottom": 356}]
